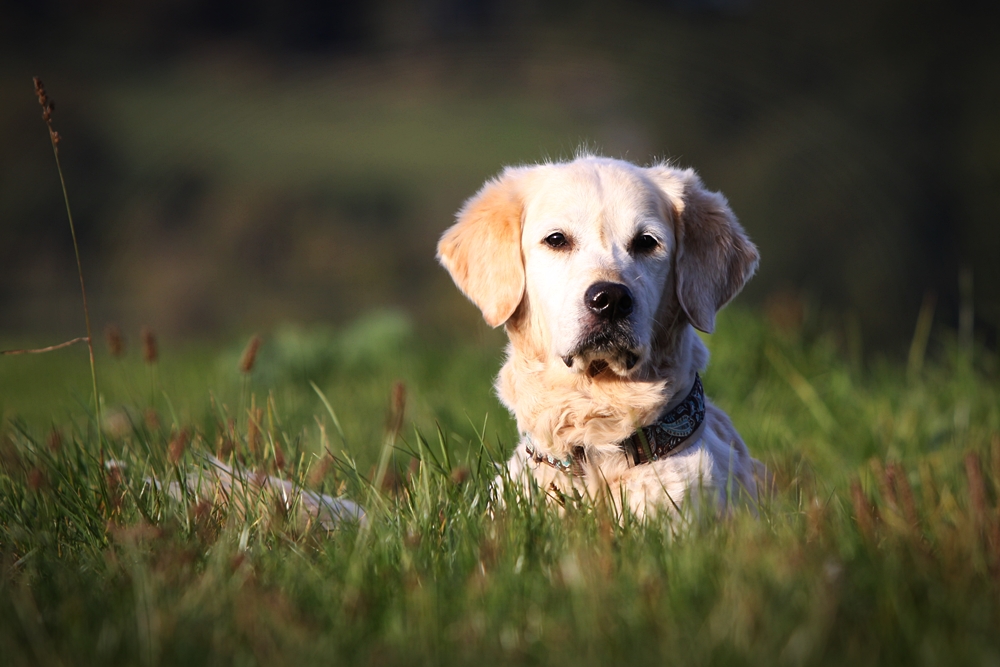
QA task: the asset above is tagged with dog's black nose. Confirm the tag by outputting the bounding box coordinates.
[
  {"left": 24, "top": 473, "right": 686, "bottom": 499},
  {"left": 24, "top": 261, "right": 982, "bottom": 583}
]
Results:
[{"left": 585, "top": 282, "right": 633, "bottom": 321}]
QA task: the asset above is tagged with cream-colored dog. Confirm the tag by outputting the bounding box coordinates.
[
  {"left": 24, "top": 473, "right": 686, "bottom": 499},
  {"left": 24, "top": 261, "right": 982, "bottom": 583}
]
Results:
[{"left": 438, "top": 155, "right": 761, "bottom": 518}]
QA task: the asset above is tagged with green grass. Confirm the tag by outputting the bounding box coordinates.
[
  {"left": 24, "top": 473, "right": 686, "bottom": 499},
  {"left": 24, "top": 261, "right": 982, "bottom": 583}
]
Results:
[{"left": 2, "top": 309, "right": 1000, "bottom": 666}]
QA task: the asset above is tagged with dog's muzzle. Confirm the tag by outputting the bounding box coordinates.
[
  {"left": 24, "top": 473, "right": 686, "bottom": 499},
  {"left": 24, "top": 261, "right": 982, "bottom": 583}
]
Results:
[{"left": 563, "top": 281, "right": 641, "bottom": 374}]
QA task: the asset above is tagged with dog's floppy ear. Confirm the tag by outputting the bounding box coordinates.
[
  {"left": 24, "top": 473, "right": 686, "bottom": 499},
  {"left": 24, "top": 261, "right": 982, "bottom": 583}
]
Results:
[
  {"left": 647, "top": 166, "right": 759, "bottom": 334},
  {"left": 437, "top": 169, "right": 525, "bottom": 328}
]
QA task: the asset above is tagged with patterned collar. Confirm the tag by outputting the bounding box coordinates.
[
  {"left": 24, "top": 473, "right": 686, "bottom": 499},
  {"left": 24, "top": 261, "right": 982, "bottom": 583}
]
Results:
[{"left": 524, "top": 374, "right": 706, "bottom": 476}]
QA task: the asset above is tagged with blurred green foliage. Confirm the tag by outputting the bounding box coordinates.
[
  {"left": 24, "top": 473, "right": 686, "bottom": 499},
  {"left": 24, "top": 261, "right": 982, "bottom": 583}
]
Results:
[{"left": 1, "top": 0, "right": 998, "bottom": 350}]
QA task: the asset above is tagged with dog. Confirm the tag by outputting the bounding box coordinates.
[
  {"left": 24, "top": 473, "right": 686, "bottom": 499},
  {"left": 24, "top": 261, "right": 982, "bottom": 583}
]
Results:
[{"left": 437, "top": 155, "right": 761, "bottom": 518}]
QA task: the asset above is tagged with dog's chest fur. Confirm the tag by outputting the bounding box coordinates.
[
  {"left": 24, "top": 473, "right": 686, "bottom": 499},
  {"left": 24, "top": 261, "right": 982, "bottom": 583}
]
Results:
[{"left": 496, "top": 325, "right": 755, "bottom": 516}]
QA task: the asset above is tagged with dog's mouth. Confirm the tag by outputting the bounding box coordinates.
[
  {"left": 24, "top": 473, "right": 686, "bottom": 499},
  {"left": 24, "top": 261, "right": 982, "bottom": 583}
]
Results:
[{"left": 561, "top": 326, "right": 642, "bottom": 377}]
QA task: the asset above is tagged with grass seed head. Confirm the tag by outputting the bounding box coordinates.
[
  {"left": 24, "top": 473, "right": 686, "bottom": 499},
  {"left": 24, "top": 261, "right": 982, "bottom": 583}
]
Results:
[
  {"left": 141, "top": 326, "right": 158, "bottom": 364},
  {"left": 871, "top": 458, "right": 898, "bottom": 510},
  {"left": 105, "top": 323, "right": 126, "bottom": 358},
  {"left": 247, "top": 408, "right": 263, "bottom": 456},
  {"left": 33, "top": 77, "right": 52, "bottom": 120},
  {"left": 451, "top": 465, "right": 471, "bottom": 485},
  {"left": 27, "top": 467, "right": 47, "bottom": 492},
  {"left": 47, "top": 428, "right": 63, "bottom": 453},
  {"left": 168, "top": 428, "right": 190, "bottom": 464},
  {"left": 190, "top": 499, "right": 218, "bottom": 543},
  {"left": 33, "top": 77, "right": 60, "bottom": 146},
  {"left": 239, "top": 335, "right": 262, "bottom": 374},
  {"left": 307, "top": 455, "right": 332, "bottom": 488},
  {"left": 33, "top": 77, "right": 48, "bottom": 108}
]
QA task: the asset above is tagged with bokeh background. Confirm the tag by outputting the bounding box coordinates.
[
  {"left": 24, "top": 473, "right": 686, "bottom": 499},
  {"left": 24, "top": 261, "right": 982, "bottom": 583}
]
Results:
[{"left": 2, "top": 0, "right": 999, "bottom": 353}]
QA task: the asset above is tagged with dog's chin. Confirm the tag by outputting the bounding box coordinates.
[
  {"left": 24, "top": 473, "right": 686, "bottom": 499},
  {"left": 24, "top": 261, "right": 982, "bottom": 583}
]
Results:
[
  {"left": 559, "top": 325, "right": 645, "bottom": 377},
  {"left": 561, "top": 348, "right": 643, "bottom": 378}
]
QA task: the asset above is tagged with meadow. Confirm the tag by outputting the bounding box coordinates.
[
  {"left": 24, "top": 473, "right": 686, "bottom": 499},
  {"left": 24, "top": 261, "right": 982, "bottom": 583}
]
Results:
[{"left": 2, "top": 306, "right": 1000, "bottom": 666}]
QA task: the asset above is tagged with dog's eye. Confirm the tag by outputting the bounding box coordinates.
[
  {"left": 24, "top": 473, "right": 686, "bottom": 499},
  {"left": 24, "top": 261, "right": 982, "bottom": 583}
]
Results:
[
  {"left": 631, "top": 233, "right": 659, "bottom": 254},
  {"left": 544, "top": 232, "right": 570, "bottom": 249}
]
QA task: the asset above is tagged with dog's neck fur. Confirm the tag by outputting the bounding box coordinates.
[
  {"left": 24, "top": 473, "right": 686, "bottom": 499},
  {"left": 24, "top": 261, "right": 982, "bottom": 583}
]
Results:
[{"left": 496, "top": 302, "right": 708, "bottom": 459}]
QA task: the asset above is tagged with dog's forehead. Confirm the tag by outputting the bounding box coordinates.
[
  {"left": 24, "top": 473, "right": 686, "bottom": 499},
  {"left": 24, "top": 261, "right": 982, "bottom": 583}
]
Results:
[{"left": 521, "top": 160, "right": 663, "bottom": 232}]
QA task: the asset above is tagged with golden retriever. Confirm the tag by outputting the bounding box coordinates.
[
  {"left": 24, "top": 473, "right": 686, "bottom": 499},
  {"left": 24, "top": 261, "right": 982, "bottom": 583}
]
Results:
[{"left": 437, "top": 155, "right": 761, "bottom": 518}]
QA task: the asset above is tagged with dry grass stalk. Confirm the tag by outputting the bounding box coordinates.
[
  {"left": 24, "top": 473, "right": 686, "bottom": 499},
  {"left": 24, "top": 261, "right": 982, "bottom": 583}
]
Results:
[
  {"left": 386, "top": 381, "right": 407, "bottom": 439},
  {"left": 141, "top": 326, "right": 158, "bottom": 364},
  {"left": 990, "top": 520, "right": 1000, "bottom": 577},
  {"left": 907, "top": 291, "right": 936, "bottom": 381},
  {"left": 31, "top": 77, "right": 101, "bottom": 445},
  {"left": 850, "top": 478, "right": 876, "bottom": 543},
  {"left": 1, "top": 337, "right": 88, "bottom": 356},
  {"left": 273, "top": 439, "right": 286, "bottom": 472},
  {"left": 965, "top": 451, "right": 989, "bottom": 533},
  {"left": 992, "top": 433, "right": 1000, "bottom": 492},
  {"left": 105, "top": 324, "right": 126, "bottom": 358},
  {"left": 963, "top": 451, "right": 1000, "bottom": 568},
  {"left": 918, "top": 461, "right": 938, "bottom": 517},
  {"left": 247, "top": 408, "right": 263, "bottom": 456},
  {"left": 888, "top": 461, "right": 920, "bottom": 530},
  {"left": 104, "top": 464, "right": 123, "bottom": 515},
  {"left": 217, "top": 432, "right": 235, "bottom": 460},
  {"left": 805, "top": 496, "right": 827, "bottom": 543},
  {"left": 239, "top": 335, "right": 262, "bottom": 374}
]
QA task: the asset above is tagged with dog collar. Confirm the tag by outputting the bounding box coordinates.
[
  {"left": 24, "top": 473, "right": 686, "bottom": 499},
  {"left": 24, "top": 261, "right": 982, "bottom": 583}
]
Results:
[
  {"left": 524, "top": 440, "right": 587, "bottom": 477},
  {"left": 621, "top": 374, "right": 706, "bottom": 466},
  {"left": 524, "top": 374, "right": 706, "bottom": 476}
]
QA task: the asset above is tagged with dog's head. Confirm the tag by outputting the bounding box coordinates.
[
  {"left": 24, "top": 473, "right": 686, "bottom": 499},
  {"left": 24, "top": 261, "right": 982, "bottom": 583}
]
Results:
[{"left": 437, "top": 157, "right": 758, "bottom": 377}]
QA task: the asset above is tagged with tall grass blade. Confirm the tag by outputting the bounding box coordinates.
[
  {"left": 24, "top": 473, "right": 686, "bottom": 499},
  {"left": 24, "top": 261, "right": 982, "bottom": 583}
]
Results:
[
  {"left": 907, "top": 291, "right": 936, "bottom": 382},
  {"left": 310, "top": 380, "right": 346, "bottom": 444},
  {"left": 765, "top": 345, "right": 835, "bottom": 433}
]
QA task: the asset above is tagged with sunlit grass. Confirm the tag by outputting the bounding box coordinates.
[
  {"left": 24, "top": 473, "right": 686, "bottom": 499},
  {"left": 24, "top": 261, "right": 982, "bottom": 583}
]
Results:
[{"left": 2, "top": 309, "right": 1000, "bottom": 666}]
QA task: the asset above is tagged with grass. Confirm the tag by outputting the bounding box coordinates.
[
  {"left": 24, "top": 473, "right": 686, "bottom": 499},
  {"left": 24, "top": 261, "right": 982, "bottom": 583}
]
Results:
[{"left": 2, "top": 308, "right": 1000, "bottom": 666}]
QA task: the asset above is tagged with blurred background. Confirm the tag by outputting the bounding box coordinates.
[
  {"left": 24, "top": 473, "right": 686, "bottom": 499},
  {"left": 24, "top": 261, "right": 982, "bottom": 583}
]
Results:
[{"left": 2, "top": 0, "right": 998, "bottom": 354}]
